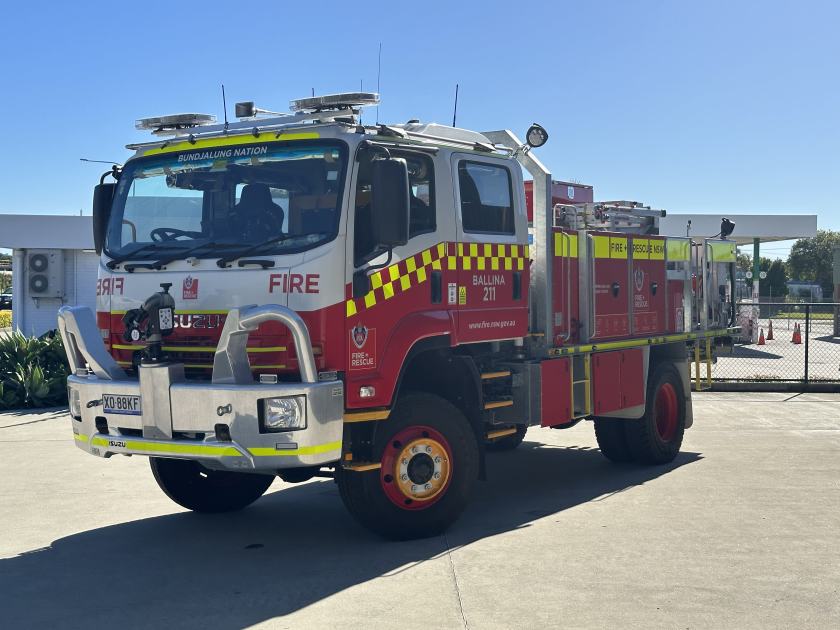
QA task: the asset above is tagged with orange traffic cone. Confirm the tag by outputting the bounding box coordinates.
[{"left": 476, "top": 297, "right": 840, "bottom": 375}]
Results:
[
  {"left": 767, "top": 320, "right": 774, "bottom": 340},
  {"left": 758, "top": 328, "right": 766, "bottom": 345},
  {"left": 792, "top": 323, "right": 802, "bottom": 345}
]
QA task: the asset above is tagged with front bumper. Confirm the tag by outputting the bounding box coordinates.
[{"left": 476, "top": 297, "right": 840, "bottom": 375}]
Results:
[{"left": 60, "top": 304, "right": 344, "bottom": 472}]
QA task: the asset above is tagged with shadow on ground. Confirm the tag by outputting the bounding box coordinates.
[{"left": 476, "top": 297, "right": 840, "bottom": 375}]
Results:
[
  {"left": 1, "top": 441, "right": 700, "bottom": 629},
  {"left": 729, "top": 346, "right": 784, "bottom": 359},
  {"left": 814, "top": 335, "right": 840, "bottom": 345}
]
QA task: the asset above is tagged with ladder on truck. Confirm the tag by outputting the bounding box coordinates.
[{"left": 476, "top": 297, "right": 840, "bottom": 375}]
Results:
[
  {"left": 691, "top": 338, "right": 713, "bottom": 391},
  {"left": 571, "top": 354, "right": 592, "bottom": 418}
]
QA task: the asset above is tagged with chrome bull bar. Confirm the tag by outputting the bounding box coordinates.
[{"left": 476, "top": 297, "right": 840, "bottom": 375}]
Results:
[{"left": 57, "top": 304, "right": 344, "bottom": 471}]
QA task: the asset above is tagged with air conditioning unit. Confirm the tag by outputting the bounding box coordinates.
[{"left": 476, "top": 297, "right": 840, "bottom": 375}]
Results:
[{"left": 27, "top": 249, "right": 64, "bottom": 298}]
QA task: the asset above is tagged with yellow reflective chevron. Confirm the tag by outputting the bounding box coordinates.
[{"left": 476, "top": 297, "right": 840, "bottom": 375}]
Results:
[
  {"left": 554, "top": 232, "right": 579, "bottom": 257},
  {"left": 112, "top": 344, "right": 286, "bottom": 353},
  {"left": 632, "top": 238, "right": 649, "bottom": 260},
  {"left": 708, "top": 241, "right": 736, "bottom": 262},
  {"left": 90, "top": 436, "right": 241, "bottom": 457},
  {"left": 87, "top": 436, "right": 341, "bottom": 458},
  {"left": 142, "top": 132, "right": 321, "bottom": 156},
  {"left": 667, "top": 238, "right": 690, "bottom": 262},
  {"left": 649, "top": 239, "right": 665, "bottom": 260},
  {"left": 248, "top": 441, "right": 342, "bottom": 457},
  {"left": 592, "top": 235, "right": 627, "bottom": 259},
  {"left": 345, "top": 241, "right": 528, "bottom": 316}
]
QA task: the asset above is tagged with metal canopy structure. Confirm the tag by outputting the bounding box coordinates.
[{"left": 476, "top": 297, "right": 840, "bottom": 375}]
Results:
[
  {"left": 660, "top": 212, "right": 818, "bottom": 297},
  {"left": 659, "top": 213, "right": 817, "bottom": 245}
]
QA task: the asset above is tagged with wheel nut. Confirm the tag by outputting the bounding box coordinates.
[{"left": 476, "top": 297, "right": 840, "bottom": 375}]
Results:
[
  {"left": 434, "top": 456, "right": 441, "bottom": 463},
  {"left": 434, "top": 472, "right": 440, "bottom": 479},
  {"left": 411, "top": 485, "right": 418, "bottom": 493},
  {"left": 426, "top": 446, "right": 432, "bottom": 453},
  {"left": 401, "top": 458, "right": 408, "bottom": 465},
  {"left": 411, "top": 446, "right": 418, "bottom": 454},
  {"left": 424, "top": 483, "right": 431, "bottom": 490},
  {"left": 401, "top": 474, "right": 408, "bottom": 481}
]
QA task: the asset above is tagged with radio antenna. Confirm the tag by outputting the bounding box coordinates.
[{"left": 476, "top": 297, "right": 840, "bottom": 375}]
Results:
[
  {"left": 452, "top": 83, "right": 459, "bottom": 127},
  {"left": 221, "top": 84, "right": 229, "bottom": 131},
  {"left": 80, "top": 158, "right": 122, "bottom": 166},
  {"left": 376, "top": 42, "right": 382, "bottom": 124}
]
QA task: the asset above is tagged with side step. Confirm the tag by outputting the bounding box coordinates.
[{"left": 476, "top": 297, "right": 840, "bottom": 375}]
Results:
[
  {"left": 484, "top": 399, "right": 514, "bottom": 410},
  {"left": 486, "top": 427, "right": 517, "bottom": 440},
  {"left": 343, "top": 461, "right": 382, "bottom": 472},
  {"left": 481, "top": 370, "right": 511, "bottom": 380}
]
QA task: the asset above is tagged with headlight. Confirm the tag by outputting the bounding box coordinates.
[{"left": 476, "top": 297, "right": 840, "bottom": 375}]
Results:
[
  {"left": 68, "top": 387, "right": 82, "bottom": 420},
  {"left": 260, "top": 396, "right": 306, "bottom": 432}
]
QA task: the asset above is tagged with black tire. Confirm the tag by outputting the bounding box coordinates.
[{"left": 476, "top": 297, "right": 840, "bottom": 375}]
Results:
[
  {"left": 338, "top": 392, "right": 479, "bottom": 540},
  {"left": 594, "top": 418, "right": 634, "bottom": 463},
  {"left": 624, "top": 362, "right": 686, "bottom": 465},
  {"left": 150, "top": 457, "right": 275, "bottom": 513},
  {"left": 485, "top": 424, "right": 528, "bottom": 451}
]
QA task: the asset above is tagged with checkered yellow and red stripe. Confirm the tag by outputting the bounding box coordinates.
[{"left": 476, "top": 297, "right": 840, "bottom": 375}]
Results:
[{"left": 346, "top": 242, "right": 529, "bottom": 316}]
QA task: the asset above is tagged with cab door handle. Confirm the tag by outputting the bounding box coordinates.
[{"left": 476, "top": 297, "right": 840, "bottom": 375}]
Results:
[{"left": 431, "top": 271, "right": 442, "bottom": 303}]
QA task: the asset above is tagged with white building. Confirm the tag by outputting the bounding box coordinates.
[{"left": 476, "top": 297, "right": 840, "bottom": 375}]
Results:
[{"left": 0, "top": 215, "right": 98, "bottom": 336}]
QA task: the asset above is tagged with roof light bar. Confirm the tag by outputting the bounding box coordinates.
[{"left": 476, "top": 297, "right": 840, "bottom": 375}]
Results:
[
  {"left": 135, "top": 113, "right": 217, "bottom": 135},
  {"left": 290, "top": 92, "right": 380, "bottom": 112}
]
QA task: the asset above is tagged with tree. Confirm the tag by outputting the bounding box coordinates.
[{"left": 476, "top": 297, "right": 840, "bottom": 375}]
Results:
[
  {"left": 736, "top": 252, "right": 752, "bottom": 273},
  {"left": 787, "top": 230, "right": 840, "bottom": 296},
  {"left": 760, "top": 258, "right": 788, "bottom": 298}
]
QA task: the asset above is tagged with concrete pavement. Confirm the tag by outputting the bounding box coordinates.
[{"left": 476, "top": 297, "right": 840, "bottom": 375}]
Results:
[{"left": 1, "top": 393, "right": 838, "bottom": 629}]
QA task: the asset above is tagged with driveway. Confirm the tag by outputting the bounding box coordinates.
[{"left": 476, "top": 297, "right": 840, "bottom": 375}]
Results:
[{"left": 1, "top": 393, "right": 838, "bottom": 629}]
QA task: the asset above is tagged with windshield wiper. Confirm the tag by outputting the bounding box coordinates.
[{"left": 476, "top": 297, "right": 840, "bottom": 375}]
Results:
[
  {"left": 106, "top": 243, "right": 171, "bottom": 269},
  {"left": 152, "top": 241, "right": 245, "bottom": 267},
  {"left": 216, "top": 234, "right": 290, "bottom": 268}
]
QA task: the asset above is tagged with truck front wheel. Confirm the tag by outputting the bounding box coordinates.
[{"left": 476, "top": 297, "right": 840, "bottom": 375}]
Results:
[
  {"left": 150, "top": 458, "right": 275, "bottom": 513},
  {"left": 338, "top": 393, "right": 479, "bottom": 540}
]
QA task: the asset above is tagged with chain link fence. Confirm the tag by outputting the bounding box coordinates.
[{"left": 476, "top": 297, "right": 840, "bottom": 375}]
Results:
[{"left": 697, "top": 301, "right": 840, "bottom": 384}]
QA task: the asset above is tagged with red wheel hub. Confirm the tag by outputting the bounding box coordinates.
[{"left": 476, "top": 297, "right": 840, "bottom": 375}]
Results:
[
  {"left": 654, "top": 382, "right": 679, "bottom": 442},
  {"left": 380, "top": 425, "right": 453, "bottom": 511}
]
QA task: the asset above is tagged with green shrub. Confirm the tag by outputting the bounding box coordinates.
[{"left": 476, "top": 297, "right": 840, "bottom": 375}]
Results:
[
  {"left": 0, "top": 310, "right": 10, "bottom": 328},
  {"left": 0, "top": 331, "right": 70, "bottom": 410}
]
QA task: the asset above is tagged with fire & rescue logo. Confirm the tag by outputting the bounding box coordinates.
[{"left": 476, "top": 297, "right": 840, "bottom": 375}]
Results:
[
  {"left": 183, "top": 275, "right": 199, "bottom": 300},
  {"left": 352, "top": 323, "right": 368, "bottom": 349},
  {"left": 634, "top": 268, "right": 645, "bottom": 293},
  {"left": 350, "top": 323, "right": 376, "bottom": 370}
]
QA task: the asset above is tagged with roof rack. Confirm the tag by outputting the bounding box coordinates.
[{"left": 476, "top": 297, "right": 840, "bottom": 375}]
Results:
[{"left": 554, "top": 201, "right": 666, "bottom": 235}]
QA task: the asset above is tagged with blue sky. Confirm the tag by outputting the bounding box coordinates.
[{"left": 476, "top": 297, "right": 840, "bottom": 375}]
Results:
[{"left": 1, "top": 0, "right": 837, "bottom": 259}]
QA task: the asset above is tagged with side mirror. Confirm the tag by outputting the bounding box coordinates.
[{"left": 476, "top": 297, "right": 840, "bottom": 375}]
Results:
[
  {"left": 92, "top": 183, "right": 116, "bottom": 255},
  {"left": 370, "top": 158, "right": 410, "bottom": 249}
]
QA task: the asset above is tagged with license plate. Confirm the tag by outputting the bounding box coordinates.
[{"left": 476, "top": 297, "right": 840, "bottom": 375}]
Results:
[{"left": 103, "top": 393, "right": 142, "bottom": 415}]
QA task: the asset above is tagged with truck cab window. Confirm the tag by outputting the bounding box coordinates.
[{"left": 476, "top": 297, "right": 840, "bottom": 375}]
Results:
[
  {"left": 459, "top": 161, "right": 514, "bottom": 234},
  {"left": 354, "top": 151, "right": 436, "bottom": 265}
]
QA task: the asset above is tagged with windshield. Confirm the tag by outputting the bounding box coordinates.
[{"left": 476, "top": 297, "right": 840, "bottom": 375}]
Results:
[{"left": 106, "top": 141, "right": 347, "bottom": 260}]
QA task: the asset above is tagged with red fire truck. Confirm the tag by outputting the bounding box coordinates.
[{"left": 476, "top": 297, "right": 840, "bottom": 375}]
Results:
[{"left": 59, "top": 93, "right": 736, "bottom": 539}]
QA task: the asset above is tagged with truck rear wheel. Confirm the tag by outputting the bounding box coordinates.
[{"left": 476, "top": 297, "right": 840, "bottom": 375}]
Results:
[
  {"left": 150, "top": 457, "right": 274, "bottom": 513},
  {"left": 594, "top": 418, "right": 633, "bottom": 463},
  {"left": 624, "top": 362, "right": 686, "bottom": 464},
  {"left": 338, "top": 392, "right": 479, "bottom": 540}
]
